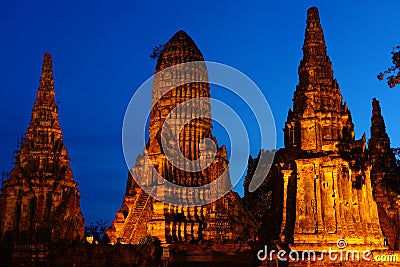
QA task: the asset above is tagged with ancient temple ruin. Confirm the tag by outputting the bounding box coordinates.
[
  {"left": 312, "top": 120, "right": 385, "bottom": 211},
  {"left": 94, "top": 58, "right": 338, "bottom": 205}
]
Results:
[
  {"left": 0, "top": 54, "right": 84, "bottom": 245},
  {"left": 2, "top": 6, "right": 400, "bottom": 267},
  {"left": 245, "top": 7, "right": 387, "bottom": 251},
  {"left": 368, "top": 98, "right": 400, "bottom": 249},
  {"left": 106, "top": 30, "right": 259, "bottom": 245}
]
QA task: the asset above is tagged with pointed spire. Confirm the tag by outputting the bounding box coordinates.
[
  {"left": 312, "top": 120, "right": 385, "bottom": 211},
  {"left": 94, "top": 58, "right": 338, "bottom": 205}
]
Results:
[
  {"left": 369, "top": 98, "right": 392, "bottom": 164},
  {"left": 298, "top": 6, "right": 334, "bottom": 91},
  {"left": 18, "top": 53, "right": 68, "bottom": 175},
  {"left": 369, "top": 98, "right": 394, "bottom": 158},
  {"left": 370, "top": 98, "right": 389, "bottom": 139},
  {"left": 30, "top": 53, "right": 59, "bottom": 130},
  {"left": 285, "top": 7, "right": 355, "bottom": 152},
  {"left": 307, "top": 6, "right": 320, "bottom": 20},
  {"left": 0, "top": 53, "right": 84, "bottom": 244},
  {"left": 302, "top": 7, "right": 327, "bottom": 60},
  {"left": 294, "top": 6, "right": 340, "bottom": 112},
  {"left": 368, "top": 98, "right": 399, "bottom": 200},
  {"left": 292, "top": 7, "right": 340, "bottom": 114},
  {"left": 40, "top": 53, "right": 54, "bottom": 90}
]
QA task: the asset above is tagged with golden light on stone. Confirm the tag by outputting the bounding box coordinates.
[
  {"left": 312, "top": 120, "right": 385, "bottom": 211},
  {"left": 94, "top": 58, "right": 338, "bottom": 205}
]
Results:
[
  {"left": 1, "top": 6, "right": 400, "bottom": 267},
  {"left": 244, "top": 7, "right": 399, "bottom": 255},
  {"left": 106, "top": 30, "right": 259, "bottom": 246},
  {"left": 0, "top": 53, "right": 84, "bottom": 244}
]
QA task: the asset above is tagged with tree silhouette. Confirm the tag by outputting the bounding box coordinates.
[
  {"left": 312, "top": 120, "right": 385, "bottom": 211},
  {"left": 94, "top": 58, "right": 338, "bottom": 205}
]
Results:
[
  {"left": 378, "top": 46, "right": 400, "bottom": 88},
  {"left": 150, "top": 44, "right": 165, "bottom": 60},
  {"left": 84, "top": 219, "right": 108, "bottom": 243},
  {"left": 392, "top": 148, "right": 400, "bottom": 167}
]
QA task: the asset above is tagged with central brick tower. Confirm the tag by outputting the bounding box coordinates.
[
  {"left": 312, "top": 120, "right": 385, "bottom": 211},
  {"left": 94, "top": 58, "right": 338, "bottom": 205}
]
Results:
[{"left": 107, "top": 30, "right": 258, "bottom": 246}]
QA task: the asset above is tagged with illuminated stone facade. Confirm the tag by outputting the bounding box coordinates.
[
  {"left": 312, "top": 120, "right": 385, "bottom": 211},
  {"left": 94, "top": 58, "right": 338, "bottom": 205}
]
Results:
[
  {"left": 245, "top": 7, "right": 387, "bottom": 251},
  {"left": 106, "top": 30, "right": 259, "bottom": 245},
  {"left": 0, "top": 54, "right": 84, "bottom": 244},
  {"left": 2, "top": 6, "right": 400, "bottom": 267}
]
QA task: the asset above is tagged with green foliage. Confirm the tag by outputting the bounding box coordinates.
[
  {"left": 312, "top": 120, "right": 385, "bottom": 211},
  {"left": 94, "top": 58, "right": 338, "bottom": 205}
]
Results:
[
  {"left": 150, "top": 44, "right": 165, "bottom": 60},
  {"left": 378, "top": 46, "right": 400, "bottom": 88}
]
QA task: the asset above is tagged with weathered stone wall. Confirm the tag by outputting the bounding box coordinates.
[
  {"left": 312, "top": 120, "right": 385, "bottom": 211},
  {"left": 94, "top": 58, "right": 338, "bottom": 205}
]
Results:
[{"left": 0, "top": 243, "right": 162, "bottom": 266}]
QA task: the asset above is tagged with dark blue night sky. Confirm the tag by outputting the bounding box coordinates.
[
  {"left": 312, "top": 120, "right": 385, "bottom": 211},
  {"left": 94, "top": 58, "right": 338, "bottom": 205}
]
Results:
[{"left": 1, "top": 0, "right": 400, "bottom": 224}]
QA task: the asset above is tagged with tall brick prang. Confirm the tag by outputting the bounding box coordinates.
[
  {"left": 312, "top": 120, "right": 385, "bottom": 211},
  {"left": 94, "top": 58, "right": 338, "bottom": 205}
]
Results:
[
  {"left": 245, "top": 7, "right": 385, "bottom": 251},
  {"left": 368, "top": 98, "right": 400, "bottom": 249},
  {"left": 0, "top": 54, "right": 84, "bottom": 245},
  {"left": 106, "top": 30, "right": 258, "bottom": 246}
]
